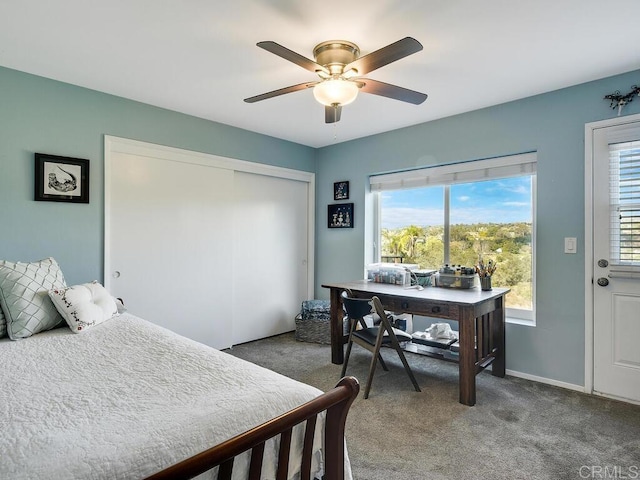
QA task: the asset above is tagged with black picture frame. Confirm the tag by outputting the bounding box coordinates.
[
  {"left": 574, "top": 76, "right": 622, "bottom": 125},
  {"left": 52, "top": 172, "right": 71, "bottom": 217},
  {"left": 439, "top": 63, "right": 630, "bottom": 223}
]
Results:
[
  {"left": 328, "top": 203, "right": 354, "bottom": 228},
  {"left": 334, "top": 180, "right": 349, "bottom": 200},
  {"left": 34, "top": 153, "right": 90, "bottom": 204}
]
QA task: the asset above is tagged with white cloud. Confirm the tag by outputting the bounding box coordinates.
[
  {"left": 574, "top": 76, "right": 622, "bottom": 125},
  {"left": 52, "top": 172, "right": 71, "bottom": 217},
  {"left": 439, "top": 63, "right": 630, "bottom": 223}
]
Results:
[
  {"left": 381, "top": 207, "right": 443, "bottom": 229},
  {"left": 481, "top": 180, "right": 529, "bottom": 196},
  {"left": 450, "top": 206, "right": 530, "bottom": 224},
  {"left": 381, "top": 205, "right": 531, "bottom": 228},
  {"left": 505, "top": 185, "right": 529, "bottom": 195}
]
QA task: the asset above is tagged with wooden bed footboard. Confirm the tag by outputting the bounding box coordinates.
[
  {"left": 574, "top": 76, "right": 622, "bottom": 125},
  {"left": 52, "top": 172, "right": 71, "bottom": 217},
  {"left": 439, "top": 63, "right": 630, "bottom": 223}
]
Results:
[{"left": 146, "top": 376, "right": 360, "bottom": 480}]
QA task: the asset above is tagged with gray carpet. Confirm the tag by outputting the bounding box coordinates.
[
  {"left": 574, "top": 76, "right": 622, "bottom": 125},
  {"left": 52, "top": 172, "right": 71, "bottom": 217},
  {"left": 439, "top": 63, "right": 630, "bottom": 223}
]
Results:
[{"left": 226, "top": 333, "right": 640, "bottom": 480}]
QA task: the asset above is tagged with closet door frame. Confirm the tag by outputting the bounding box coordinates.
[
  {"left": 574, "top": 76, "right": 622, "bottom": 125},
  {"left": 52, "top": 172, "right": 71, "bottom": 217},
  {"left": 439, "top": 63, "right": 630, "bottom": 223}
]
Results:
[{"left": 103, "top": 135, "right": 315, "bottom": 301}]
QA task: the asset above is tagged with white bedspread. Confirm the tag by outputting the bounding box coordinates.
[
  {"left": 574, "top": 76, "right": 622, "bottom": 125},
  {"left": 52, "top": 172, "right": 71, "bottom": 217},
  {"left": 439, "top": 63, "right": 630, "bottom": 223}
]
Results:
[{"left": 0, "top": 314, "right": 345, "bottom": 479}]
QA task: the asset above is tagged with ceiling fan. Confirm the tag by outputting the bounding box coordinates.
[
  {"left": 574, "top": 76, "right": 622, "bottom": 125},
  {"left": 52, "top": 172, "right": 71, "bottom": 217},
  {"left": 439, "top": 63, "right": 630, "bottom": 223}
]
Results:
[{"left": 244, "top": 37, "right": 428, "bottom": 123}]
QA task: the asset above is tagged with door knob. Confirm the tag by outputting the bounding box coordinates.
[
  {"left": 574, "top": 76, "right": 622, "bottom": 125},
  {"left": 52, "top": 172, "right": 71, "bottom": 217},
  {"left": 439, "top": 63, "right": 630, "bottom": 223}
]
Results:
[
  {"left": 597, "top": 259, "right": 609, "bottom": 268},
  {"left": 597, "top": 277, "right": 609, "bottom": 287},
  {"left": 113, "top": 271, "right": 121, "bottom": 278}
]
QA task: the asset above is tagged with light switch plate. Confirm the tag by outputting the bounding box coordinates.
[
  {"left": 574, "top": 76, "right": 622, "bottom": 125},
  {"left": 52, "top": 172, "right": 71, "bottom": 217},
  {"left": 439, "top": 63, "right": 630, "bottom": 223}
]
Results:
[{"left": 564, "top": 237, "right": 577, "bottom": 254}]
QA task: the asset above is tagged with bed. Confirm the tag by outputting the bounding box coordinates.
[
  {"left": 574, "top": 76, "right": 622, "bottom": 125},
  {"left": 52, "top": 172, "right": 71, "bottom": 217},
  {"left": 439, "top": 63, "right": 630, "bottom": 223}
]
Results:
[{"left": 0, "top": 259, "right": 357, "bottom": 480}]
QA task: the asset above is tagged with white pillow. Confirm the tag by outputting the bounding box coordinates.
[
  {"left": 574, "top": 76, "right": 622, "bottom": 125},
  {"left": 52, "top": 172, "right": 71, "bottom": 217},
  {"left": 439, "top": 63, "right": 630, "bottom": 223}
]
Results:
[{"left": 49, "top": 281, "right": 118, "bottom": 333}]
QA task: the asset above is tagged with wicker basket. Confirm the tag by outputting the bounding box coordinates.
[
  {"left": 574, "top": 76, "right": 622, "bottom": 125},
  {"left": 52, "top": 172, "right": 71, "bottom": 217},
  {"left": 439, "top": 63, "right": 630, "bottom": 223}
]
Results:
[{"left": 295, "top": 300, "right": 345, "bottom": 344}]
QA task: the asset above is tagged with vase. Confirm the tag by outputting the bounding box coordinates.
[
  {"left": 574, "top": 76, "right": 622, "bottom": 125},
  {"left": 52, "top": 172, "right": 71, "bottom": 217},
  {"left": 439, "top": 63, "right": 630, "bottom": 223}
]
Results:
[{"left": 481, "top": 276, "right": 492, "bottom": 291}]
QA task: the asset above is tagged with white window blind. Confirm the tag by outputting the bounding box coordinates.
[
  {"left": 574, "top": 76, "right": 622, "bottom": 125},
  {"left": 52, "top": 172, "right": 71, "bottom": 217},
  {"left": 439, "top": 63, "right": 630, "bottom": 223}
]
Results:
[
  {"left": 609, "top": 140, "right": 640, "bottom": 266},
  {"left": 370, "top": 152, "right": 537, "bottom": 192}
]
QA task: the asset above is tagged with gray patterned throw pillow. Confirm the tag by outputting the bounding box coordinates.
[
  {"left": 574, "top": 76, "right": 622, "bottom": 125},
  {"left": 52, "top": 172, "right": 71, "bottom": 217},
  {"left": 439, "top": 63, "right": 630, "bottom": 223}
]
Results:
[{"left": 0, "top": 258, "right": 67, "bottom": 340}]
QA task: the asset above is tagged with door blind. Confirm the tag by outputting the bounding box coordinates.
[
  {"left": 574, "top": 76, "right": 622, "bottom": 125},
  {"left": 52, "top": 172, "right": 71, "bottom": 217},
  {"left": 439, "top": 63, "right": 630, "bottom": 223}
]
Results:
[{"left": 609, "top": 140, "right": 640, "bottom": 265}]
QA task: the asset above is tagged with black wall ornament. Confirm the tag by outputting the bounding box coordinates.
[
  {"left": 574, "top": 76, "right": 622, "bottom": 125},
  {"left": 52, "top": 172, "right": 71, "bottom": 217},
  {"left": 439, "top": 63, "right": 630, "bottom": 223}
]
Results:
[{"left": 604, "top": 84, "right": 640, "bottom": 116}]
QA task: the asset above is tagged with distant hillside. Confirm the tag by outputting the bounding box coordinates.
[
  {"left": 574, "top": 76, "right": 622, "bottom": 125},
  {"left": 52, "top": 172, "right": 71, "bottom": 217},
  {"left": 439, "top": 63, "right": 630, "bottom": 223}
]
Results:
[{"left": 381, "top": 223, "right": 532, "bottom": 309}]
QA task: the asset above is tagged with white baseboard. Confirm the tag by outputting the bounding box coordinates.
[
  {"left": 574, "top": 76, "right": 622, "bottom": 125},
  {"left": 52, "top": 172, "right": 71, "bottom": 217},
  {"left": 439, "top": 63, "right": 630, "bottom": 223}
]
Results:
[
  {"left": 506, "top": 369, "right": 640, "bottom": 405},
  {"left": 591, "top": 390, "right": 640, "bottom": 406},
  {"left": 505, "top": 369, "right": 585, "bottom": 393}
]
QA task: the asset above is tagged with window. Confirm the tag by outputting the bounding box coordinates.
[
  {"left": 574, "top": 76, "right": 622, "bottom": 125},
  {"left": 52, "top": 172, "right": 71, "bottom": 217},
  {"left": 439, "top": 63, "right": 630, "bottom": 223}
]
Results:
[{"left": 370, "top": 153, "right": 536, "bottom": 323}]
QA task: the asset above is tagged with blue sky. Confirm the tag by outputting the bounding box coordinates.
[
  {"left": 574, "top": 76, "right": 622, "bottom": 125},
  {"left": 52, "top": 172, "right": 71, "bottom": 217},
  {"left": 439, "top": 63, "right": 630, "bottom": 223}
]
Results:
[{"left": 380, "top": 177, "right": 533, "bottom": 229}]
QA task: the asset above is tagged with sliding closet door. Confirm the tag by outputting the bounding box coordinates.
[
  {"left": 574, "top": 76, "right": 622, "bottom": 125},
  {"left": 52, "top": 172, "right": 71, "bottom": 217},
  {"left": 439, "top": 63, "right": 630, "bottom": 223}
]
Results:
[
  {"left": 232, "top": 172, "right": 309, "bottom": 345},
  {"left": 107, "top": 151, "right": 234, "bottom": 349},
  {"left": 106, "top": 136, "right": 315, "bottom": 350}
]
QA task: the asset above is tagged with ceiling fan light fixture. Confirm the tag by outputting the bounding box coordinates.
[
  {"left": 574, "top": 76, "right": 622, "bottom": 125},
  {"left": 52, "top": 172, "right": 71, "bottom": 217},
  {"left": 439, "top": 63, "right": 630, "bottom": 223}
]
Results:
[{"left": 313, "top": 79, "right": 359, "bottom": 107}]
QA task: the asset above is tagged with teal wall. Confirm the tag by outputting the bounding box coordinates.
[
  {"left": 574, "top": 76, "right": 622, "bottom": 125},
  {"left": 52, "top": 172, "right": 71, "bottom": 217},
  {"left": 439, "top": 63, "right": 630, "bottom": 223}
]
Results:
[
  {"left": 3, "top": 64, "right": 640, "bottom": 388},
  {"left": 314, "top": 69, "right": 640, "bottom": 387},
  {"left": 0, "top": 66, "right": 315, "bottom": 284}
]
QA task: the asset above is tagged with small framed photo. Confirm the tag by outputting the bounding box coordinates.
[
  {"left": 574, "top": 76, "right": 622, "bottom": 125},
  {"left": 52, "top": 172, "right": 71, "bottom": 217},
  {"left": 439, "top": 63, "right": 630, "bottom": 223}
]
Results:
[
  {"left": 334, "top": 181, "right": 349, "bottom": 200},
  {"left": 328, "top": 203, "right": 354, "bottom": 229},
  {"left": 34, "top": 153, "right": 90, "bottom": 203}
]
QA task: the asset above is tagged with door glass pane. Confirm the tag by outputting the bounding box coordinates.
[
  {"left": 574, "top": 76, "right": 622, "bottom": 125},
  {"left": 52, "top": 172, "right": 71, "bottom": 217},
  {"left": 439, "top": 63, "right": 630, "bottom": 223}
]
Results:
[{"left": 609, "top": 141, "right": 640, "bottom": 265}]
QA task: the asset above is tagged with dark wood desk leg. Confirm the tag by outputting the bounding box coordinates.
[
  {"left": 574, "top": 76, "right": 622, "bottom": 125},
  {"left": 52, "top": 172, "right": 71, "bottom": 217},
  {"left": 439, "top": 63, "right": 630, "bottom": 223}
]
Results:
[
  {"left": 492, "top": 295, "right": 506, "bottom": 378},
  {"left": 329, "top": 287, "right": 344, "bottom": 365},
  {"left": 459, "top": 307, "right": 476, "bottom": 406}
]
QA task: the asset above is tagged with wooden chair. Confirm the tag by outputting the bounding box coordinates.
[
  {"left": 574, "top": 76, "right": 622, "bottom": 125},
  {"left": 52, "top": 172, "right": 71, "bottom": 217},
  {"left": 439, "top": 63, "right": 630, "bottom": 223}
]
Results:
[{"left": 340, "top": 293, "right": 421, "bottom": 399}]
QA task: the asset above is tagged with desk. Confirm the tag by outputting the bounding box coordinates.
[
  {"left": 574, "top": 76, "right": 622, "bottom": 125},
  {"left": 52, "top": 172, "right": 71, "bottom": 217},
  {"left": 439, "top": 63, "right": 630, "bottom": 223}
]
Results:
[{"left": 322, "top": 280, "right": 509, "bottom": 406}]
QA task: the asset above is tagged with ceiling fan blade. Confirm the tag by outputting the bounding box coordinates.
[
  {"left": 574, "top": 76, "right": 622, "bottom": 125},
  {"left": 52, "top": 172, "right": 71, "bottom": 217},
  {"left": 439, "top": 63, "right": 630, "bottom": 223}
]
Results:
[
  {"left": 325, "top": 105, "right": 342, "bottom": 123},
  {"left": 257, "top": 41, "right": 330, "bottom": 76},
  {"left": 358, "top": 78, "right": 428, "bottom": 105},
  {"left": 244, "top": 81, "right": 318, "bottom": 103},
  {"left": 344, "top": 37, "right": 423, "bottom": 76}
]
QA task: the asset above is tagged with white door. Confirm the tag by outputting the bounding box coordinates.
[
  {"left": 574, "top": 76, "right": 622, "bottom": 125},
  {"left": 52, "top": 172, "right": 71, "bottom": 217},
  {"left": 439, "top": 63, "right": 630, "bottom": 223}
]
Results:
[
  {"left": 591, "top": 119, "right": 640, "bottom": 403},
  {"left": 107, "top": 151, "right": 235, "bottom": 349},
  {"left": 232, "top": 172, "right": 309, "bottom": 344}
]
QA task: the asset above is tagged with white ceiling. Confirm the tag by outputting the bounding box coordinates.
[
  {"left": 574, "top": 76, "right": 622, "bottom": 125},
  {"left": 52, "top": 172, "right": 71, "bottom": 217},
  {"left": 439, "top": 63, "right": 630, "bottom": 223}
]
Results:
[{"left": 1, "top": 0, "right": 639, "bottom": 148}]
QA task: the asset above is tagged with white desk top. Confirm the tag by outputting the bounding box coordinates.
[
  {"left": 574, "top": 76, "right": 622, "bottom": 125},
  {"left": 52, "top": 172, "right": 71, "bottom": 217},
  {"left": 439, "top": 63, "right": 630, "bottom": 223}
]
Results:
[{"left": 322, "top": 279, "right": 509, "bottom": 306}]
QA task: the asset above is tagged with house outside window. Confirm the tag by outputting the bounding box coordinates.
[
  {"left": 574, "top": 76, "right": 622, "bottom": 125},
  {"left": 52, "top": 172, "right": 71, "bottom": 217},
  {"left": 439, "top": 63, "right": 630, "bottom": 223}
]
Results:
[{"left": 370, "top": 153, "right": 536, "bottom": 324}]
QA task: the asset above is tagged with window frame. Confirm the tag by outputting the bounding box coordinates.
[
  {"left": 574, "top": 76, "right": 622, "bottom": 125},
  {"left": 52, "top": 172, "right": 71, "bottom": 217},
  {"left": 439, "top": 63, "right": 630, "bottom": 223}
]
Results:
[{"left": 371, "top": 153, "right": 537, "bottom": 325}]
